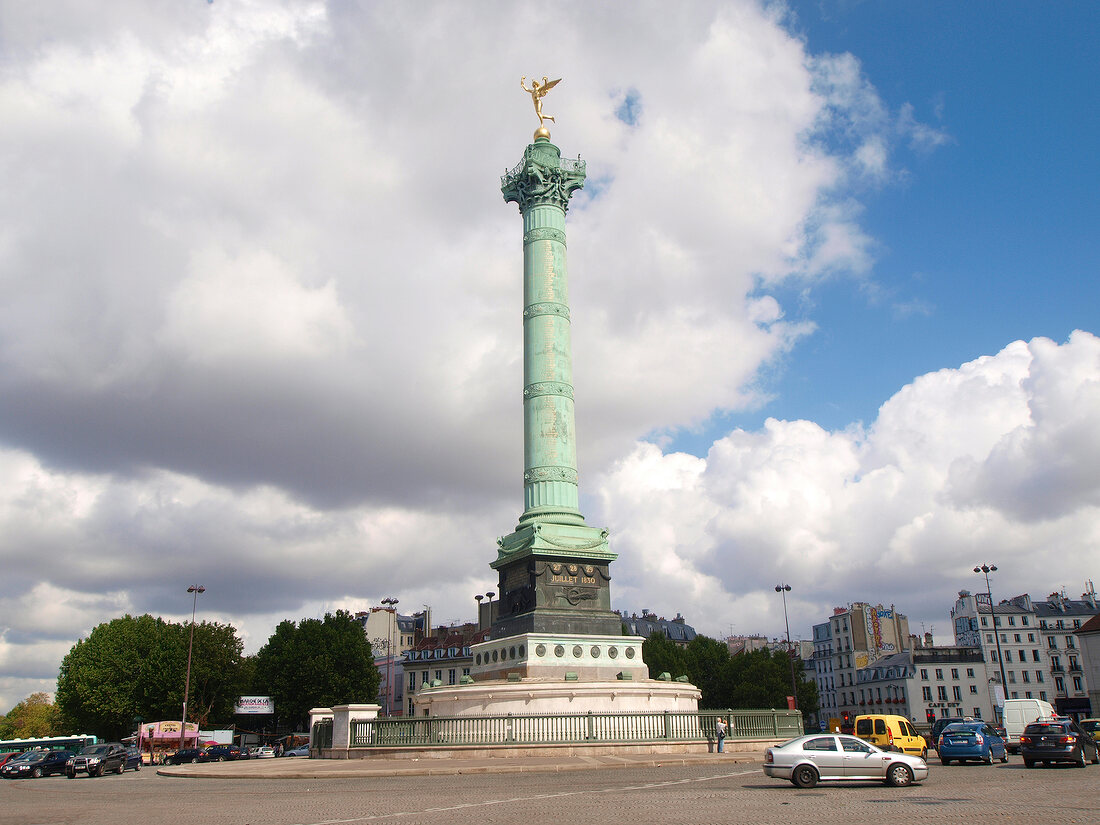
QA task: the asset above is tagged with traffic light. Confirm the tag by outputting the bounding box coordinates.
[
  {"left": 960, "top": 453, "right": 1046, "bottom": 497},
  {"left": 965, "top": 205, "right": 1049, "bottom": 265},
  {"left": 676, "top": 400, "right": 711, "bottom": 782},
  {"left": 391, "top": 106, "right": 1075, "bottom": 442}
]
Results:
[{"left": 926, "top": 709, "right": 936, "bottom": 724}]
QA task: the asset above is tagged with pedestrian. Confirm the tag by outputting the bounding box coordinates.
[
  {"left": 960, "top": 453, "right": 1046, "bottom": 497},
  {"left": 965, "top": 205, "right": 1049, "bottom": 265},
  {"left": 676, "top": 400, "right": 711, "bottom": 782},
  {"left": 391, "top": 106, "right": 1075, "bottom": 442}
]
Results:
[{"left": 715, "top": 717, "right": 727, "bottom": 753}]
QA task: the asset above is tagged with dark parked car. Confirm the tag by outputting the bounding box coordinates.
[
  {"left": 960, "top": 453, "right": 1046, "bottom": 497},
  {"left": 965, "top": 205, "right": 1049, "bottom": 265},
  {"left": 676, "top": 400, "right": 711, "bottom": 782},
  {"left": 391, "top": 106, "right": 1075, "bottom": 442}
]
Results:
[
  {"left": 123, "top": 746, "right": 142, "bottom": 771},
  {"left": 2, "top": 749, "right": 74, "bottom": 778},
  {"left": 66, "top": 743, "right": 127, "bottom": 777},
  {"left": 165, "top": 748, "right": 206, "bottom": 765},
  {"left": 199, "top": 745, "right": 243, "bottom": 762},
  {"left": 1021, "top": 719, "right": 1100, "bottom": 768}
]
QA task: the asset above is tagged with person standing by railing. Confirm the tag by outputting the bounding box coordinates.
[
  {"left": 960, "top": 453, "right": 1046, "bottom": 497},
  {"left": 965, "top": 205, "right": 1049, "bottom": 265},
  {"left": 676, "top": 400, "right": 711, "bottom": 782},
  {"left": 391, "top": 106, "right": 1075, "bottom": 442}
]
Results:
[{"left": 715, "top": 717, "right": 728, "bottom": 753}]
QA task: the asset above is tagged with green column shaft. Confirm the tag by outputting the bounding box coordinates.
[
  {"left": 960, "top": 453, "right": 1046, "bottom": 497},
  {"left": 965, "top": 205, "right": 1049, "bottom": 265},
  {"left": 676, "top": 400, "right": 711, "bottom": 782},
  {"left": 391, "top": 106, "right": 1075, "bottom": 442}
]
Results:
[
  {"left": 502, "top": 138, "right": 587, "bottom": 527},
  {"left": 521, "top": 202, "right": 581, "bottom": 521}
]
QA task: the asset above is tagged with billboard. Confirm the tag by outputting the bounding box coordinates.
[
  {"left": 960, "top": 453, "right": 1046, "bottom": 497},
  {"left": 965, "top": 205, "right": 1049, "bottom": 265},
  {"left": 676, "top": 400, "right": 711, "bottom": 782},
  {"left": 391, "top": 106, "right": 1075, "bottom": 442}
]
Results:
[{"left": 234, "top": 695, "right": 275, "bottom": 715}]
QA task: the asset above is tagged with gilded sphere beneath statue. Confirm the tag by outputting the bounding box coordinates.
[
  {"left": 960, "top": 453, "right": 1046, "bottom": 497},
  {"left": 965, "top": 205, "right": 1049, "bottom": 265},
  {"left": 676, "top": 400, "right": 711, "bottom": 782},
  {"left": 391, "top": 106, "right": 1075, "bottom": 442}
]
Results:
[{"left": 533, "top": 126, "right": 551, "bottom": 140}]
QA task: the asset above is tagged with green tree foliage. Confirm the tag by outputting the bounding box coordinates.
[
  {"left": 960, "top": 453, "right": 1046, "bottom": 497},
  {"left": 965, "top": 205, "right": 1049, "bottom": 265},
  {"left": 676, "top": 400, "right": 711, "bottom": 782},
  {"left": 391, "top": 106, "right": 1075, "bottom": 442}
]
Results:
[
  {"left": 641, "top": 632, "right": 819, "bottom": 716},
  {"left": 0, "top": 692, "right": 61, "bottom": 739},
  {"left": 55, "top": 614, "right": 246, "bottom": 739},
  {"left": 253, "top": 610, "right": 380, "bottom": 730}
]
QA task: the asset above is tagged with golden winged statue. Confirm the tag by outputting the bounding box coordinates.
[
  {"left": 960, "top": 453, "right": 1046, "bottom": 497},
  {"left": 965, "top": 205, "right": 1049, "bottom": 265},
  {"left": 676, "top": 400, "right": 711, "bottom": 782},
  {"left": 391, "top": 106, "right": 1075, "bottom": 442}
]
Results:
[{"left": 521, "top": 76, "right": 561, "bottom": 130}]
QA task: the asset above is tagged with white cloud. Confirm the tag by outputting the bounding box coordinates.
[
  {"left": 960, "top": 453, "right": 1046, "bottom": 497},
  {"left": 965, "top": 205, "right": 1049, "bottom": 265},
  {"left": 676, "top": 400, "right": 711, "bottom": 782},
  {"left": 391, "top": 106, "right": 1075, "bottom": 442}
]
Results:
[{"left": 597, "top": 333, "right": 1100, "bottom": 642}]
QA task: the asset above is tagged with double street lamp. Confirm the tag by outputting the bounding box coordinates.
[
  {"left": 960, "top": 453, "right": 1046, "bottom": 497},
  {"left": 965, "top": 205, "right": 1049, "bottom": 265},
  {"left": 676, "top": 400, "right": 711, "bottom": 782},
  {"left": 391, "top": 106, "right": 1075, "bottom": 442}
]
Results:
[
  {"left": 974, "top": 564, "right": 1008, "bottom": 715},
  {"left": 475, "top": 591, "right": 495, "bottom": 633},
  {"left": 775, "top": 584, "right": 798, "bottom": 710},
  {"left": 180, "top": 585, "right": 205, "bottom": 750},
  {"left": 380, "top": 597, "right": 399, "bottom": 716}
]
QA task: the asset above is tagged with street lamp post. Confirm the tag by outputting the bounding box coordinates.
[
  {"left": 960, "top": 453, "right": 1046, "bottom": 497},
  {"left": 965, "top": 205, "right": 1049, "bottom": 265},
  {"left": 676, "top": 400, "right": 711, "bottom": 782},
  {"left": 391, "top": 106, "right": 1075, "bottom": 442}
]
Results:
[
  {"left": 485, "top": 591, "right": 495, "bottom": 637},
  {"left": 475, "top": 595, "right": 484, "bottom": 630},
  {"left": 775, "top": 584, "right": 798, "bottom": 710},
  {"left": 180, "top": 585, "right": 205, "bottom": 751},
  {"left": 381, "top": 597, "right": 399, "bottom": 716},
  {"left": 974, "top": 565, "right": 1008, "bottom": 718}
]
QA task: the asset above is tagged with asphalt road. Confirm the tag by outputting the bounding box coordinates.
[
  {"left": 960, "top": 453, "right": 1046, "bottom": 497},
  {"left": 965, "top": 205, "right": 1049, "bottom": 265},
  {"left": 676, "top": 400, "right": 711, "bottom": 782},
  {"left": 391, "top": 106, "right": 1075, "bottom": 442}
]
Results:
[{"left": 2, "top": 759, "right": 1097, "bottom": 825}]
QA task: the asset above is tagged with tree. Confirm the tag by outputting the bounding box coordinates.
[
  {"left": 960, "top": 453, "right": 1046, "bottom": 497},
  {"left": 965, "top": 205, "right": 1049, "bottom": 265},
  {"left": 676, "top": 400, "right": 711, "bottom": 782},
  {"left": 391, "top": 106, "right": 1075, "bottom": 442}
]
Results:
[
  {"left": 640, "top": 632, "right": 819, "bottom": 714},
  {"left": 0, "top": 693, "right": 60, "bottom": 739},
  {"left": 642, "top": 632, "right": 687, "bottom": 681},
  {"left": 253, "top": 610, "right": 380, "bottom": 731},
  {"left": 55, "top": 614, "right": 247, "bottom": 739}
]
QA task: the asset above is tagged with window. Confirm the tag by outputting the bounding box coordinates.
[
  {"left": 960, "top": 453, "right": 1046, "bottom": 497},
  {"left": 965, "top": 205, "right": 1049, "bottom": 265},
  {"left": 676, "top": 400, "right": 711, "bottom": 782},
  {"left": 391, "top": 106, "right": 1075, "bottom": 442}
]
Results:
[
  {"left": 981, "top": 616, "right": 988, "bottom": 627},
  {"left": 1074, "top": 619, "right": 1081, "bottom": 629},
  {"left": 953, "top": 686, "right": 962, "bottom": 701},
  {"left": 448, "top": 669, "right": 456, "bottom": 685},
  {"left": 1056, "top": 677, "right": 1065, "bottom": 692},
  {"left": 970, "top": 685, "right": 978, "bottom": 694},
  {"left": 1009, "top": 616, "right": 1016, "bottom": 626},
  {"left": 1005, "top": 650, "right": 1012, "bottom": 663},
  {"left": 920, "top": 668, "right": 928, "bottom": 680},
  {"left": 1000, "top": 633, "right": 1007, "bottom": 643},
  {"left": 1028, "top": 633, "right": 1035, "bottom": 642},
  {"left": 462, "top": 668, "right": 470, "bottom": 677},
  {"left": 1011, "top": 691, "right": 1019, "bottom": 699},
  {"left": 804, "top": 737, "right": 838, "bottom": 751},
  {"left": 842, "top": 738, "right": 871, "bottom": 753},
  {"left": 1068, "top": 637, "right": 1076, "bottom": 648},
  {"left": 1008, "top": 671, "right": 1016, "bottom": 683},
  {"left": 937, "top": 686, "right": 948, "bottom": 701},
  {"left": 1022, "top": 671, "right": 1030, "bottom": 683},
  {"left": 986, "top": 634, "right": 994, "bottom": 644},
  {"left": 1036, "top": 671, "right": 1044, "bottom": 683},
  {"left": 1052, "top": 656, "right": 1062, "bottom": 670},
  {"left": 1074, "top": 676, "right": 1083, "bottom": 692},
  {"left": 951, "top": 668, "right": 959, "bottom": 679},
  {"left": 966, "top": 668, "right": 975, "bottom": 678},
  {"left": 421, "top": 671, "right": 429, "bottom": 685},
  {"left": 922, "top": 686, "right": 933, "bottom": 701},
  {"left": 1022, "top": 617, "right": 1029, "bottom": 626},
  {"left": 1049, "top": 637, "right": 1058, "bottom": 648},
  {"left": 1033, "top": 650, "right": 1041, "bottom": 662},
  {"left": 994, "top": 616, "right": 1001, "bottom": 627},
  {"left": 409, "top": 673, "right": 416, "bottom": 690},
  {"left": 935, "top": 668, "right": 944, "bottom": 680},
  {"left": 1040, "top": 691, "right": 1047, "bottom": 701},
  {"left": 1014, "top": 634, "right": 1021, "bottom": 643},
  {"left": 1025, "top": 691, "right": 1033, "bottom": 699},
  {"left": 974, "top": 708, "right": 982, "bottom": 719}
]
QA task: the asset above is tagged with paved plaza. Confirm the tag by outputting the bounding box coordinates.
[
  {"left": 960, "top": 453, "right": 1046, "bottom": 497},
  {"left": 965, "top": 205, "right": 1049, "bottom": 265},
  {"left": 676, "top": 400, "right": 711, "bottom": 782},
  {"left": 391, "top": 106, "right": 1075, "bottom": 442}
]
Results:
[{"left": 2, "top": 755, "right": 1098, "bottom": 825}]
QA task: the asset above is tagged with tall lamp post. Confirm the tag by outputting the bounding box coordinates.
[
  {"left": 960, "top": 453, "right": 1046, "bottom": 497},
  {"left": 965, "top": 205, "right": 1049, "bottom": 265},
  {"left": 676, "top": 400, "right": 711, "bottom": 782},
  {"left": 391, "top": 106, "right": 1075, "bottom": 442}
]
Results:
[
  {"left": 974, "top": 565, "right": 1008, "bottom": 717},
  {"left": 180, "top": 584, "right": 205, "bottom": 750},
  {"left": 485, "top": 591, "right": 495, "bottom": 636},
  {"left": 381, "top": 597, "right": 399, "bottom": 716},
  {"left": 775, "top": 584, "right": 798, "bottom": 710}
]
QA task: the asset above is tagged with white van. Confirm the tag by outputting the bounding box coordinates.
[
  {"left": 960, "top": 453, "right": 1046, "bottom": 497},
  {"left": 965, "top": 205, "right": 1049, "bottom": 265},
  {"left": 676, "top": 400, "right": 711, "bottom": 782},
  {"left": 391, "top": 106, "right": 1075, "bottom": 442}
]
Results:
[{"left": 1002, "top": 698, "right": 1055, "bottom": 753}]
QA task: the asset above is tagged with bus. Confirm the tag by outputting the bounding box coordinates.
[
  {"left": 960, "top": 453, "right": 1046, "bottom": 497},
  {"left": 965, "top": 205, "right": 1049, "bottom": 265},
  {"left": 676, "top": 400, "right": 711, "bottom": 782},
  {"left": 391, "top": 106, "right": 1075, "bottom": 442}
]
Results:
[{"left": 0, "top": 734, "right": 99, "bottom": 755}]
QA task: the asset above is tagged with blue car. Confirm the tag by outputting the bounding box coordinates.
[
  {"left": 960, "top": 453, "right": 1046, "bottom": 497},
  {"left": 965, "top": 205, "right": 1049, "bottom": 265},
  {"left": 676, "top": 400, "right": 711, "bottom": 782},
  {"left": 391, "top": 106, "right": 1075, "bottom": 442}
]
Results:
[{"left": 937, "top": 721, "right": 1008, "bottom": 765}]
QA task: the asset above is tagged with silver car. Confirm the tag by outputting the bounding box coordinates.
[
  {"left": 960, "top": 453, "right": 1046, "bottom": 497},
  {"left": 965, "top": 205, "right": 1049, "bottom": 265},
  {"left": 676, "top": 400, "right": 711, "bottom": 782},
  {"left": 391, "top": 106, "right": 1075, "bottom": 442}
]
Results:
[{"left": 764, "top": 733, "right": 929, "bottom": 788}]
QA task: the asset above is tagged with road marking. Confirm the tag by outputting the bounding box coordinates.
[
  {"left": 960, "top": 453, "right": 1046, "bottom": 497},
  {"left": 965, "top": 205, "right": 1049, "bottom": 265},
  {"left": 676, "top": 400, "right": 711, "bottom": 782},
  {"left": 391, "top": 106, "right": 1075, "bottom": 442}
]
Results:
[{"left": 293, "top": 769, "right": 762, "bottom": 825}]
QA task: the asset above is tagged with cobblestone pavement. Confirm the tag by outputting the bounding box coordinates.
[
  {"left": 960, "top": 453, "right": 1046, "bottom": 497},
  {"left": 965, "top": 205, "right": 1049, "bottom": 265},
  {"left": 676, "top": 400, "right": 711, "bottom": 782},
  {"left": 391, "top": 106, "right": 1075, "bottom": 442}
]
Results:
[{"left": 2, "top": 758, "right": 1098, "bottom": 825}]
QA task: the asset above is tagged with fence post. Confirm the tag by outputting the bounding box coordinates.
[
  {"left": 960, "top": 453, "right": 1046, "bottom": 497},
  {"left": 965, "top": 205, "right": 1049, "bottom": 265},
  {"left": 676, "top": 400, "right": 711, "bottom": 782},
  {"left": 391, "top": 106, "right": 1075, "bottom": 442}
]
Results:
[
  {"left": 772, "top": 709, "right": 779, "bottom": 736},
  {"left": 586, "top": 711, "right": 595, "bottom": 741}
]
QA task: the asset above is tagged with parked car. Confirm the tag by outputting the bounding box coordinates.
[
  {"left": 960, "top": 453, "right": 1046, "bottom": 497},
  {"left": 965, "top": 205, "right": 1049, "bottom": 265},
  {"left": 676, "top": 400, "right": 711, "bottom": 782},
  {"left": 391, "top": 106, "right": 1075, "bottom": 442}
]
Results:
[
  {"left": 1078, "top": 718, "right": 1100, "bottom": 742},
  {"left": 1021, "top": 719, "right": 1100, "bottom": 768},
  {"left": 66, "top": 743, "right": 127, "bottom": 777},
  {"left": 199, "top": 745, "right": 243, "bottom": 762},
  {"left": 937, "top": 721, "right": 1008, "bottom": 765},
  {"left": 123, "top": 746, "right": 142, "bottom": 771},
  {"left": 2, "top": 749, "right": 75, "bottom": 779},
  {"left": 764, "top": 733, "right": 928, "bottom": 788},
  {"left": 853, "top": 714, "right": 927, "bottom": 758},
  {"left": 283, "top": 745, "right": 310, "bottom": 757},
  {"left": 164, "top": 748, "right": 206, "bottom": 765},
  {"left": 252, "top": 746, "right": 276, "bottom": 759},
  {"left": 0, "top": 752, "right": 25, "bottom": 768}
]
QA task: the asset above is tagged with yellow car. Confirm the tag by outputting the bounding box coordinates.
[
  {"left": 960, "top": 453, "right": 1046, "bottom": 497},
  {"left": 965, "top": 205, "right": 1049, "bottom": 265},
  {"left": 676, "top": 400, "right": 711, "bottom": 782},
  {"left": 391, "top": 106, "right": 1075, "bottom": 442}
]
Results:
[
  {"left": 1079, "top": 718, "right": 1100, "bottom": 741},
  {"left": 854, "top": 713, "right": 928, "bottom": 758}
]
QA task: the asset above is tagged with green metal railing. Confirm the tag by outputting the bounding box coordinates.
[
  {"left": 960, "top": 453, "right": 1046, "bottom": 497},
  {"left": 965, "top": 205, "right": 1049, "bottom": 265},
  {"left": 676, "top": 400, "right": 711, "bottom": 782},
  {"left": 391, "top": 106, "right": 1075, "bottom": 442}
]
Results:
[{"left": 347, "top": 709, "right": 801, "bottom": 748}]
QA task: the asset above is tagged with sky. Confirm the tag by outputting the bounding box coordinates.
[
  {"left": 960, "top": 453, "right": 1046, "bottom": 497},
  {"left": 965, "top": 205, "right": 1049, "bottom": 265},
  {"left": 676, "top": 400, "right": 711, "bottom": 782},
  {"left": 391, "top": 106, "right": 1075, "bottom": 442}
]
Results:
[{"left": 1, "top": 0, "right": 1098, "bottom": 714}]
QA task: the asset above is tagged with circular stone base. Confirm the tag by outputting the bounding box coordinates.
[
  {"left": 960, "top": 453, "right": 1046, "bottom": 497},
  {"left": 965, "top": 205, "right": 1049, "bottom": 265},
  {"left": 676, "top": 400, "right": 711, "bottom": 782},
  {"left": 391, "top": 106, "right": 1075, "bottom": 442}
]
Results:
[{"left": 414, "top": 678, "right": 700, "bottom": 717}]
